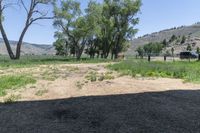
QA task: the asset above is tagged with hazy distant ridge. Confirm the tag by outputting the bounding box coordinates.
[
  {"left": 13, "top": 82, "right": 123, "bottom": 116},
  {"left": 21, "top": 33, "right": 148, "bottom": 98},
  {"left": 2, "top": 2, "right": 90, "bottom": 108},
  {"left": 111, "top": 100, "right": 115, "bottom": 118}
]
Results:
[{"left": 0, "top": 39, "right": 56, "bottom": 55}]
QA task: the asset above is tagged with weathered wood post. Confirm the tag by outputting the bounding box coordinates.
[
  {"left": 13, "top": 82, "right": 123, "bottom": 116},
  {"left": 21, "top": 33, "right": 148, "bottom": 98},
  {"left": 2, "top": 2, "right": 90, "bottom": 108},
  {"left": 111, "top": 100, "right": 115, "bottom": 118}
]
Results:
[
  {"left": 148, "top": 55, "right": 151, "bottom": 62},
  {"left": 198, "top": 54, "right": 200, "bottom": 61},
  {"left": 164, "top": 56, "right": 166, "bottom": 62}
]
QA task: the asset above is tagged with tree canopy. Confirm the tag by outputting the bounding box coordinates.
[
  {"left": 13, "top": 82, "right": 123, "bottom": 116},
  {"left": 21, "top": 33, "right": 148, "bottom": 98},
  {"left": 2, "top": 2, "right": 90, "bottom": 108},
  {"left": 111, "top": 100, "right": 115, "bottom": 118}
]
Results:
[{"left": 53, "top": 0, "right": 141, "bottom": 60}]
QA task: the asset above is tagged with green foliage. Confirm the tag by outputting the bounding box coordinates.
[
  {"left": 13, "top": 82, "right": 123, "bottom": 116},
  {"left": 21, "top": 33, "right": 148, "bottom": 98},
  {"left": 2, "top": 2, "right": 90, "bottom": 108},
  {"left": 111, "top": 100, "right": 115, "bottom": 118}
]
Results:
[
  {"left": 143, "top": 42, "right": 164, "bottom": 55},
  {"left": 53, "top": 0, "right": 89, "bottom": 59},
  {"left": 171, "top": 47, "right": 174, "bottom": 55},
  {"left": 53, "top": 39, "right": 66, "bottom": 56},
  {"left": 108, "top": 60, "right": 200, "bottom": 83},
  {"left": 169, "top": 35, "right": 177, "bottom": 43},
  {"left": 197, "top": 47, "right": 200, "bottom": 54},
  {"left": 53, "top": 0, "right": 141, "bottom": 59},
  {"left": 0, "top": 75, "right": 36, "bottom": 96},
  {"left": 187, "top": 44, "right": 192, "bottom": 51},
  {"left": 136, "top": 46, "right": 144, "bottom": 57},
  {"left": 85, "top": 71, "right": 97, "bottom": 82},
  {"left": 181, "top": 35, "right": 186, "bottom": 44},
  {"left": 162, "top": 39, "right": 168, "bottom": 47},
  {"left": 85, "top": 71, "right": 115, "bottom": 82}
]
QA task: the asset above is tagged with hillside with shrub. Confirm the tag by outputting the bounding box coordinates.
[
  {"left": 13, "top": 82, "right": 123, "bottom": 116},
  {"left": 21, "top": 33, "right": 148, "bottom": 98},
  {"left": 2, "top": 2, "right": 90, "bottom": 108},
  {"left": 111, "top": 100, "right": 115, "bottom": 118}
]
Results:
[{"left": 128, "top": 23, "right": 200, "bottom": 55}]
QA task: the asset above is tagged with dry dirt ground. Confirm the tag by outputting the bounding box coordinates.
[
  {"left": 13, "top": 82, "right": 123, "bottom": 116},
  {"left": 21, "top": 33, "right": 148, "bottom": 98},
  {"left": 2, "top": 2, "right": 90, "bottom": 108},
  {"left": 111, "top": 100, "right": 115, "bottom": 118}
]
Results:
[{"left": 0, "top": 63, "right": 200, "bottom": 133}]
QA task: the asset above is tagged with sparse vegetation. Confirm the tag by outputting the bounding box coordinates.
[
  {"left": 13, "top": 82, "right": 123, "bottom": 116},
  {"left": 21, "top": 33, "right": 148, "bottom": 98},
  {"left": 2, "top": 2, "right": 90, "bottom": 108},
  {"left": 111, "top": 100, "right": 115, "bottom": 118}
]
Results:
[
  {"left": 0, "top": 75, "right": 36, "bottom": 96},
  {"left": 41, "top": 69, "right": 59, "bottom": 81},
  {"left": 3, "top": 94, "right": 21, "bottom": 104},
  {"left": 35, "top": 89, "right": 48, "bottom": 96},
  {"left": 85, "top": 71, "right": 114, "bottom": 82},
  {"left": 85, "top": 71, "right": 98, "bottom": 82},
  {"left": 75, "top": 81, "right": 84, "bottom": 90}
]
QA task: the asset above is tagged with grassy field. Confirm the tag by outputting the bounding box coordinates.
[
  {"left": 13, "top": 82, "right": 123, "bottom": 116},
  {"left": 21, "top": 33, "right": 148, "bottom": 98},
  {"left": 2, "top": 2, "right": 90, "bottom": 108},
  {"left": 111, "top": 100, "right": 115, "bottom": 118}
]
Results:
[
  {"left": 0, "top": 75, "right": 36, "bottom": 96},
  {"left": 0, "top": 55, "right": 114, "bottom": 97},
  {"left": 108, "top": 59, "right": 200, "bottom": 83},
  {"left": 0, "top": 55, "right": 114, "bottom": 68}
]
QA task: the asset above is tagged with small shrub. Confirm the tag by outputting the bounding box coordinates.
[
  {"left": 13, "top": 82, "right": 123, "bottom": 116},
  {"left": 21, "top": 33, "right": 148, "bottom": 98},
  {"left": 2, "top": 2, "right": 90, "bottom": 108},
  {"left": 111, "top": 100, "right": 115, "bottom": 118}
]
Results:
[
  {"left": 3, "top": 94, "right": 21, "bottom": 104},
  {"left": 75, "top": 81, "right": 84, "bottom": 89},
  {"left": 35, "top": 89, "right": 48, "bottom": 96},
  {"left": 98, "top": 74, "right": 104, "bottom": 81},
  {"left": 104, "top": 72, "right": 115, "bottom": 80},
  {"left": 41, "top": 71, "right": 55, "bottom": 81},
  {"left": 85, "top": 71, "right": 97, "bottom": 82}
]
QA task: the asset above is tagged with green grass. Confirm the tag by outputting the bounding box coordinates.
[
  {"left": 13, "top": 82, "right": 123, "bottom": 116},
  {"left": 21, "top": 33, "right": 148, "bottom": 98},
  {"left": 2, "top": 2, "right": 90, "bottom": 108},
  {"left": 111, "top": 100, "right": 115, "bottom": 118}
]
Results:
[
  {"left": 108, "top": 59, "right": 200, "bottom": 83},
  {"left": 0, "top": 55, "right": 114, "bottom": 68},
  {"left": 0, "top": 75, "right": 36, "bottom": 96}
]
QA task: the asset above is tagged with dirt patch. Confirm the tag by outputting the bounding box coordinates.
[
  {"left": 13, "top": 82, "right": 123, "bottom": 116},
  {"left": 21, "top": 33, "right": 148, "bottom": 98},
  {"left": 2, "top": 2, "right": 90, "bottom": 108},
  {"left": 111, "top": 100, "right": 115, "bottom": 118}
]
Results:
[
  {"left": 1, "top": 63, "right": 200, "bottom": 132},
  {"left": 1, "top": 63, "right": 200, "bottom": 102}
]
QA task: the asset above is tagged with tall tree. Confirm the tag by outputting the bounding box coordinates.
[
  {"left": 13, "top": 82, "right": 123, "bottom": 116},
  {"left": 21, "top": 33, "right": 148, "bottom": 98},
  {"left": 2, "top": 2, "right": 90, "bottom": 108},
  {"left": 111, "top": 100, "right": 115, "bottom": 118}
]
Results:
[
  {"left": 84, "top": 0, "right": 103, "bottom": 58},
  {"left": 53, "top": 0, "right": 92, "bottom": 60},
  {"left": 104, "top": 0, "right": 141, "bottom": 59},
  {"left": 0, "top": 0, "right": 54, "bottom": 59}
]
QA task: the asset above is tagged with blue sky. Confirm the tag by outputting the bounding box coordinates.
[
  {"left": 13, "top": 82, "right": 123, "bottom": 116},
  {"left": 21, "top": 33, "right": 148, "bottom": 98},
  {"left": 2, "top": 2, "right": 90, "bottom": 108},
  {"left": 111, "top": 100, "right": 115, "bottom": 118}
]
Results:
[{"left": 1, "top": 0, "right": 200, "bottom": 44}]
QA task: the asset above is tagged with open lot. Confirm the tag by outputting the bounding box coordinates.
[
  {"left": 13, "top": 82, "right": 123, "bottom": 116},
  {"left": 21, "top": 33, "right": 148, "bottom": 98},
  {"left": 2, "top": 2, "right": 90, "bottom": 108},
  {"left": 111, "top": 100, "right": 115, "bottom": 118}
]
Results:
[{"left": 0, "top": 58, "right": 200, "bottom": 132}]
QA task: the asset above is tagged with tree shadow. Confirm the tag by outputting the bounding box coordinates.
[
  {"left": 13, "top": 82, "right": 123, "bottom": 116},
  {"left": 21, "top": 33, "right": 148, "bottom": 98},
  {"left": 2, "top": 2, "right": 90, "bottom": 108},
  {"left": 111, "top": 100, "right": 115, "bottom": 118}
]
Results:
[{"left": 0, "top": 90, "right": 200, "bottom": 133}]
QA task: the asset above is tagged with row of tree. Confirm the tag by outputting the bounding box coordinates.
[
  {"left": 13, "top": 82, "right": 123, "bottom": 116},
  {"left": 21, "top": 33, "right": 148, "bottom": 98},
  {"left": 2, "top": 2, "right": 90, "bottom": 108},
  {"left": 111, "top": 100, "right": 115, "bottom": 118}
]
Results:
[
  {"left": 0, "top": 0, "right": 141, "bottom": 60},
  {"left": 53, "top": 0, "right": 141, "bottom": 60},
  {"left": 136, "top": 42, "right": 164, "bottom": 58}
]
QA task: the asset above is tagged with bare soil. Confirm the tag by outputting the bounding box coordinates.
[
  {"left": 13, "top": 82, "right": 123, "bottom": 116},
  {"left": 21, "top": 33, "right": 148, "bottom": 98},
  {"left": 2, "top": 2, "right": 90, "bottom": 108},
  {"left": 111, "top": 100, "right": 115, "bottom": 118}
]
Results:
[{"left": 0, "top": 63, "right": 200, "bottom": 133}]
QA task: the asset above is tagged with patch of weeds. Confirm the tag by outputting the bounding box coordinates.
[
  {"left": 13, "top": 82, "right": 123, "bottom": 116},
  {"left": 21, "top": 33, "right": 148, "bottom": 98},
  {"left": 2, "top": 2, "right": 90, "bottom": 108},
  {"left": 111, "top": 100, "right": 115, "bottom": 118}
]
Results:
[
  {"left": 104, "top": 72, "right": 115, "bottom": 80},
  {"left": 84, "top": 80, "right": 89, "bottom": 84},
  {"left": 85, "top": 71, "right": 97, "bottom": 82},
  {"left": 68, "top": 67, "right": 79, "bottom": 72},
  {"left": 98, "top": 74, "right": 104, "bottom": 81},
  {"left": 35, "top": 89, "right": 48, "bottom": 96},
  {"left": 3, "top": 94, "right": 21, "bottom": 104},
  {"left": 41, "top": 70, "right": 58, "bottom": 81},
  {"left": 76, "top": 81, "right": 84, "bottom": 89},
  {"left": 0, "top": 75, "right": 36, "bottom": 96},
  {"left": 86, "top": 71, "right": 115, "bottom": 82}
]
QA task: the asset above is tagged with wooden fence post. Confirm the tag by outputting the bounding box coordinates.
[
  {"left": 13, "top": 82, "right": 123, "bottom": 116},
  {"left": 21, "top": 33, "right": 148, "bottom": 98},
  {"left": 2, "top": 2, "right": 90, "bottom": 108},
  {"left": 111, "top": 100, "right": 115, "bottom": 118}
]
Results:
[
  {"left": 148, "top": 55, "right": 151, "bottom": 62},
  {"left": 164, "top": 56, "right": 166, "bottom": 61}
]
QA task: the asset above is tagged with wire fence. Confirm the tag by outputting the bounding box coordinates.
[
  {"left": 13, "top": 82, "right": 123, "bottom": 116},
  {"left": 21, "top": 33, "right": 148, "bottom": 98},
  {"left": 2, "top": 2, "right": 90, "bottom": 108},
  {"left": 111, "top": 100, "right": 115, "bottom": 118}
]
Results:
[{"left": 128, "top": 52, "right": 200, "bottom": 62}]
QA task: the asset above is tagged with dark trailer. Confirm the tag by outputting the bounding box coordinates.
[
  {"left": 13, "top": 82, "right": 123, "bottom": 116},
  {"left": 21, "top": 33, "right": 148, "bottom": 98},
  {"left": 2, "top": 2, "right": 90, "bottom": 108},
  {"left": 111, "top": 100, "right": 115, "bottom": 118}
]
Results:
[{"left": 180, "top": 52, "right": 198, "bottom": 59}]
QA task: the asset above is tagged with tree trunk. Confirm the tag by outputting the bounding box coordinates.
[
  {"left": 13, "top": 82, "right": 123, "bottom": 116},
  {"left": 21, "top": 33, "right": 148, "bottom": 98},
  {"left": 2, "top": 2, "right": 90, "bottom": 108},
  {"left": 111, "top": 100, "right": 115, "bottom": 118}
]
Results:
[
  {"left": 0, "top": 20, "right": 15, "bottom": 59},
  {"left": 15, "top": 25, "right": 29, "bottom": 59},
  {"left": 114, "top": 34, "right": 121, "bottom": 59}
]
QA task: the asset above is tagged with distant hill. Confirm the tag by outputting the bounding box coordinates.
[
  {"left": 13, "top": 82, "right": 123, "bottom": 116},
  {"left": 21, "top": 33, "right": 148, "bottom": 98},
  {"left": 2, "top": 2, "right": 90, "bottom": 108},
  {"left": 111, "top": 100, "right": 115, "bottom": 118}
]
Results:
[
  {"left": 127, "top": 23, "right": 200, "bottom": 55},
  {"left": 0, "top": 39, "right": 56, "bottom": 55}
]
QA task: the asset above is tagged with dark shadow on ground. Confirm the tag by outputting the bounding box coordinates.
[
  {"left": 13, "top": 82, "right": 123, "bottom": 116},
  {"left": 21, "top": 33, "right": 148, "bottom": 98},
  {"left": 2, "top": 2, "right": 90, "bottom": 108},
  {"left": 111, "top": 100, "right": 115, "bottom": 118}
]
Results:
[{"left": 1, "top": 90, "right": 200, "bottom": 133}]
